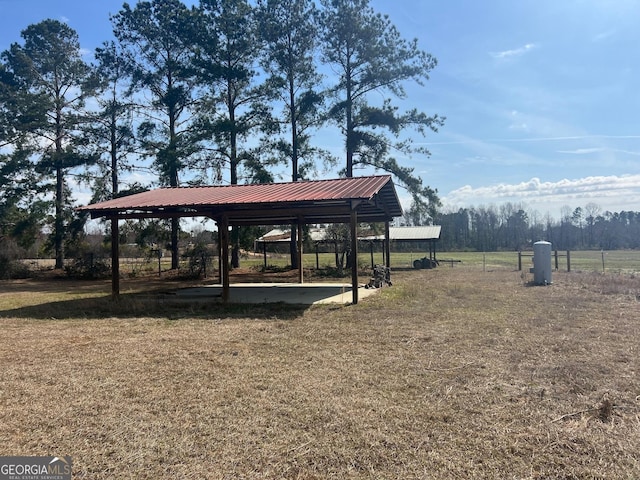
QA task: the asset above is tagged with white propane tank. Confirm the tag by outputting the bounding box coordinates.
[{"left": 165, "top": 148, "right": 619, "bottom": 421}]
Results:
[{"left": 532, "top": 241, "right": 552, "bottom": 285}]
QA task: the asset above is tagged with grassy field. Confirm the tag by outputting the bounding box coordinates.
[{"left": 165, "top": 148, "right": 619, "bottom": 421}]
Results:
[
  {"left": 1, "top": 264, "right": 639, "bottom": 478},
  {"left": 439, "top": 250, "right": 640, "bottom": 274},
  {"left": 238, "top": 249, "right": 640, "bottom": 275},
  {"left": 24, "top": 249, "right": 640, "bottom": 278}
]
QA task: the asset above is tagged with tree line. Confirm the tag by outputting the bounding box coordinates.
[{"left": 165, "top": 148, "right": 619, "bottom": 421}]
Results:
[
  {"left": 430, "top": 202, "right": 640, "bottom": 252},
  {"left": 0, "top": 0, "right": 442, "bottom": 271}
]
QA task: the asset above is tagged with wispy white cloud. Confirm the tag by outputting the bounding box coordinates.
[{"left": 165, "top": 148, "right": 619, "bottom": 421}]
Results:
[
  {"left": 557, "top": 147, "right": 640, "bottom": 157},
  {"left": 491, "top": 43, "right": 538, "bottom": 59},
  {"left": 507, "top": 110, "right": 529, "bottom": 132},
  {"left": 442, "top": 175, "right": 640, "bottom": 215},
  {"left": 557, "top": 148, "right": 605, "bottom": 155},
  {"left": 593, "top": 30, "right": 616, "bottom": 42},
  {"left": 422, "top": 135, "right": 640, "bottom": 147},
  {"left": 450, "top": 175, "right": 639, "bottom": 198},
  {"left": 426, "top": 132, "right": 545, "bottom": 169},
  {"left": 613, "top": 149, "right": 640, "bottom": 157},
  {"left": 508, "top": 122, "right": 529, "bottom": 132}
]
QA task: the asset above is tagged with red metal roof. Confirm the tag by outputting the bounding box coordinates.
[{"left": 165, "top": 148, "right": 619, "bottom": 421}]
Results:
[{"left": 78, "top": 175, "right": 403, "bottom": 224}]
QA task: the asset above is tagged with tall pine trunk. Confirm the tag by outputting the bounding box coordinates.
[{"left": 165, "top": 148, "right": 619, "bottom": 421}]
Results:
[{"left": 54, "top": 165, "right": 64, "bottom": 269}]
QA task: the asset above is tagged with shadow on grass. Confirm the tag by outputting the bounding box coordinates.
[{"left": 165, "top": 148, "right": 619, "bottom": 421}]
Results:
[{"left": 0, "top": 291, "right": 309, "bottom": 321}]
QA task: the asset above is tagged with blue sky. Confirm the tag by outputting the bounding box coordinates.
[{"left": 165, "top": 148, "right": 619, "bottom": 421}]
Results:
[{"left": 2, "top": 0, "right": 639, "bottom": 220}]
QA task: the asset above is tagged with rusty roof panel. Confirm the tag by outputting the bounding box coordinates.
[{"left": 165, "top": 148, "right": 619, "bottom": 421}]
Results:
[
  {"left": 81, "top": 175, "right": 393, "bottom": 210},
  {"left": 78, "top": 175, "right": 403, "bottom": 223}
]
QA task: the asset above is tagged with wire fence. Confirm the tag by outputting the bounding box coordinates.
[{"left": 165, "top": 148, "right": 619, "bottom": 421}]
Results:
[
  {"left": 18, "top": 249, "right": 640, "bottom": 277},
  {"left": 439, "top": 250, "right": 640, "bottom": 274}
]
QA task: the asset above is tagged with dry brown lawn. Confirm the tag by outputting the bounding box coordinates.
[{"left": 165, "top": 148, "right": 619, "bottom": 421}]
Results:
[{"left": 1, "top": 266, "right": 639, "bottom": 479}]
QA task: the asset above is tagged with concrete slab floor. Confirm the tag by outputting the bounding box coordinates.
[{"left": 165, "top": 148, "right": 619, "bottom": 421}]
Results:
[{"left": 171, "top": 282, "right": 382, "bottom": 305}]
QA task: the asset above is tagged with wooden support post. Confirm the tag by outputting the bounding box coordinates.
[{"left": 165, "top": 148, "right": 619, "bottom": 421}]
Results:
[
  {"left": 297, "top": 219, "right": 304, "bottom": 284},
  {"left": 567, "top": 250, "right": 571, "bottom": 272},
  {"left": 217, "top": 234, "right": 222, "bottom": 285},
  {"left": 382, "top": 240, "right": 386, "bottom": 266},
  {"left": 350, "top": 210, "right": 359, "bottom": 305},
  {"left": 219, "top": 216, "right": 230, "bottom": 302},
  {"left": 370, "top": 242, "right": 374, "bottom": 269},
  {"left": 263, "top": 241, "right": 267, "bottom": 269},
  {"left": 384, "top": 221, "right": 391, "bottom": 269},
  {"left": 110, "top": 217, "right": 120, "bottom": 299}
]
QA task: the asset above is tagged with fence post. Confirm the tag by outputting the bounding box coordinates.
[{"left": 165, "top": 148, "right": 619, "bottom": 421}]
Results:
[
  {"left": 518, "top": 251, "right": 522, "bottom": 271},
  {"left": 566, "top": 250, "right": 571, "bottom": 272},
  {"left": 554, "top": 250, "right": 559, "bottom": 270}
]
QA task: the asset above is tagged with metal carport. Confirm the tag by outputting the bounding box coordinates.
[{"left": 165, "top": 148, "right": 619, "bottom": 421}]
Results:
[
  {"left": 77, "top": 175, "right": 403, "bottom": 304},
  {"left": 360, "top": 225, "right": 442, "bottom": 268}
]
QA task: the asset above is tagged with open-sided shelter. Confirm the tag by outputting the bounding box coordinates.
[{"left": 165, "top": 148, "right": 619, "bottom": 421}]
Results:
[
  {"left": 78, "top": 175, "right": 403, "bottom": 304},
  {"left": 257, "top": 225, "right": 442, "bottom": 269},
  {"left": 360, "top": 225, "right": 442, "bottom": 267}
]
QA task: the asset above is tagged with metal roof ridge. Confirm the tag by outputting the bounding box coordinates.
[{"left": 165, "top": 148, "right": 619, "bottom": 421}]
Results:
[{"left": 159, "top": 174, "right": 393, "bottom": 190}]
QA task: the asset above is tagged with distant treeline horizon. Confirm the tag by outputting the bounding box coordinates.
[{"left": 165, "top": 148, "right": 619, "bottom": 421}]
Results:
[{"left": 431, "top": 202, "right": 640, "bottom": 252}]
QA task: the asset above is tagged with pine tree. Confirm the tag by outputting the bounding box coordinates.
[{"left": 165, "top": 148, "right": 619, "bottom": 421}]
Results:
[
  {"left": 2, "top": 19, "right": 97, "bottom": 268},
  {"left": 111, "top": 0, "right": 203, "bottom": 269},
  {"left": 257, "top": 0, "right": 331, "bottom": 268},
  {"left": 320, "top": 0, "right": 444, "bottom": 218}
]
